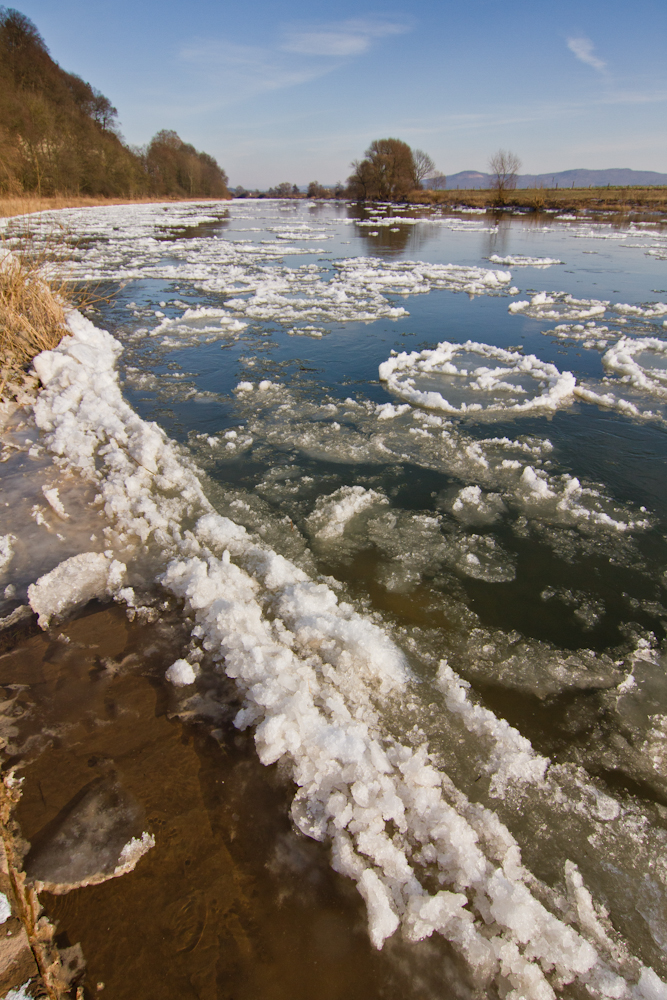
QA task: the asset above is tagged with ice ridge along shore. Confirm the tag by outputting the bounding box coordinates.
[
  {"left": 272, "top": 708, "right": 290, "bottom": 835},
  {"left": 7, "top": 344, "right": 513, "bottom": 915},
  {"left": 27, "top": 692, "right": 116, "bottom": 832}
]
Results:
[{"left": 17, "top": 311, "right": 667, "bottom": 1000}]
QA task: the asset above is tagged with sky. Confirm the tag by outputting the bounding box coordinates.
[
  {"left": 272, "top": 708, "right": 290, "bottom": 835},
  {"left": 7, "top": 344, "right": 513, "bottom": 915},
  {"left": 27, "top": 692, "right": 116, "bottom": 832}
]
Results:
[{"left": 14, "top": 0, "right": 667, "bottom": 188}]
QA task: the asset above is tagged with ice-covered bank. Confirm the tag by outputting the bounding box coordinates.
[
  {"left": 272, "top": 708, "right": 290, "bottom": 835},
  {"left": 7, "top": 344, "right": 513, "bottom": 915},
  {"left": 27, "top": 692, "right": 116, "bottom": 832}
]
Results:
[{"left": 4, "top": 311, "right": 664, "bottom": 1000}]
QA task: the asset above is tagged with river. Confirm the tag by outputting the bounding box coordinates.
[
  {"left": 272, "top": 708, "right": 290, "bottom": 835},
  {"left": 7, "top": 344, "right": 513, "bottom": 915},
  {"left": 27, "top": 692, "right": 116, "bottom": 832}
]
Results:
[{"left": 1, "top": 198, "right": 666, "bottom": 1000}]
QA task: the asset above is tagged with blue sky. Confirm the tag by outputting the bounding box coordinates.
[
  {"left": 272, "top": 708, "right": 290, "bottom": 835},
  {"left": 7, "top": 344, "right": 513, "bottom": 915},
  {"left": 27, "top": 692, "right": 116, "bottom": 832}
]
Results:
[{"left": 16, "top": 0, "right": 667, "bottom": 187}]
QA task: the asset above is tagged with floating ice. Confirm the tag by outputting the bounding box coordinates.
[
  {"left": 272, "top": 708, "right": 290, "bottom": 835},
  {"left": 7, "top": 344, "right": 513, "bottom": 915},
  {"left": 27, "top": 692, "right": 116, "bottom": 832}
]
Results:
[
  {"left": 5, "top": 199, "right": 667, "bottom": 995},
  {"left": 379, "top": 340, "right": 576, "bottom": 417},
  {"left": 548, "top": 322, "right": 614, "bottom": 350},
  {"left": 21, "top": 313, "right": 665, "bottom": 993},
  {"left": 152, "top": 306, "right": 247, "bottom": 348},
  {"left": 511, "top": 291, "right": 667, "bottom": 329},
  {"left": 612, "top": 302, "right": 667, "bottom": 319},
  {"left": 42, "top": 485, "right": 69, "bottom": 519},
  {"left": 602, "top": 337, "right": 667, "bottom": 397},
  {"left": 0, "top": 204, "right": 509, "bottom": 341},
  {"left": 449, "top": 485, "right": 507, "bottom": 525},
  {"left": 113, "top": 832, "right": 156, "bottom": 878},
  {"left": 488, "top": 254, "right": 564, "bottom": 267},
  {"left": 201, "top": 256, "right": 512, "bottom": 329},
  {"left": 306, "top": 486, "right": 388, "bottom": 542},
  {"left": 509, "top": 291, "right": 608, "bottom": 321},
  {"left": 25, "top": 774, "right": 153, "bottom": 893}
]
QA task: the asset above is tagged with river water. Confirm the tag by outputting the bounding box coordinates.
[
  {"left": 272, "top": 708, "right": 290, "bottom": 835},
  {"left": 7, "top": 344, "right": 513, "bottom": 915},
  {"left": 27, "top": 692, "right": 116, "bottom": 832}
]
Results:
[{"left": 1, "top": 199, "right": 667, "bottom": 999}]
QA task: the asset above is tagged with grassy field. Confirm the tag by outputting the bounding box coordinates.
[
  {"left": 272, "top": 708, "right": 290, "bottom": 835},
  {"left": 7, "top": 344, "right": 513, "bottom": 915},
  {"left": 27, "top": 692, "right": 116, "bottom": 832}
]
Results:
[{"left": 409, "top": 185, "right": 667, "bottom": 214}]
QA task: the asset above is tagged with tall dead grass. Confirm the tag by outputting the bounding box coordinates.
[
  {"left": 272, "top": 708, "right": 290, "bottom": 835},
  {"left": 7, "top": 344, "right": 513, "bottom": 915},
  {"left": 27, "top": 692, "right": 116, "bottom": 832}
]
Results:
[
  {"left": 0, "top": 244, "right": 69, "bottom": 397},
  {"left": 0, "top": 194, "right": 229, "bottom": 220}
]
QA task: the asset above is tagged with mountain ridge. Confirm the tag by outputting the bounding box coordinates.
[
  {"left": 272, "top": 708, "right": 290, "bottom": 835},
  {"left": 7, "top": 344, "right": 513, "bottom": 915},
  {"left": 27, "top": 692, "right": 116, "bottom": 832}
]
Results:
[{"left": 433, "top": 168, "right": 667, "bottom": 190}]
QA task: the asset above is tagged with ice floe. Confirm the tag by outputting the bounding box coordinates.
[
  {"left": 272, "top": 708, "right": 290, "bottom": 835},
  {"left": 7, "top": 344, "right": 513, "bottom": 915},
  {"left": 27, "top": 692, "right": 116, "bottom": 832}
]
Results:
[
  {"left": 379, "top": 340, "right": 576, "bottom": 417},
  {"left": 488, "top": 254, "right": 564, "bottom": 267},
  {"left": 602, "top": 337, "right": 667, "bottom": 397},
  {"left": 509, "top": 292, "right": 608, "bottom": 321}
]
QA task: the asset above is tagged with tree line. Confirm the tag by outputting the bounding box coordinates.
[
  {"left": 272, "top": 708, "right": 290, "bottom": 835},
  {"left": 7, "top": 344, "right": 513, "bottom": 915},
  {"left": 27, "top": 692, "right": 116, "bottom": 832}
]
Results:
[
  {"left": 252, "top": 140, "right": 446, "bottom": 203},
  {"left": 0, "top": 7, "right": 229, "bottom": 198}
]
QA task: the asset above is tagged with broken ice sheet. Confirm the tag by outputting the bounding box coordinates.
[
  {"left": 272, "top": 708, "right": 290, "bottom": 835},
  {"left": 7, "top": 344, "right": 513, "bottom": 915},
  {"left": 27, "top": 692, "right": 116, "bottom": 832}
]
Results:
[{"left": 24, "top": 775, "right": 153, "bottom": 893}]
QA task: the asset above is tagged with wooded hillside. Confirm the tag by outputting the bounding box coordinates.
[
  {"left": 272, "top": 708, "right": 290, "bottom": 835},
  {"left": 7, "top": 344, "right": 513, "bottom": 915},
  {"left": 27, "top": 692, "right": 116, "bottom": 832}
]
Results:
[{"left": 0, "top": 7, "right": 229, "bottom": 198}]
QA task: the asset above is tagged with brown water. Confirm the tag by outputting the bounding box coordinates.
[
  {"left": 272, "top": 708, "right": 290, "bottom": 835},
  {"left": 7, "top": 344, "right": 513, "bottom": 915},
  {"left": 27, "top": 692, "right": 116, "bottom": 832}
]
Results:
[{"left": 1, "top": 603, "right": 472, "bottom": 1000}]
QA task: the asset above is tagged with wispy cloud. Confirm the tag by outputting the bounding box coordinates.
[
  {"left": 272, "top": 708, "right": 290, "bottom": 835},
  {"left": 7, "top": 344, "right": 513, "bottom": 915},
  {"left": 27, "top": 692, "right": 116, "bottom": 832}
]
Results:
[
  {"left": 567, "top": 36, "right": 606, "bottom": 73},
  {"left": 179, "top": 17, "right": 411, "bottom": 105},
  {"left": 179, "top": 39, "right": 332, "bottom": 101},
  {"left": 281, "top": 18, "right": 410, "bottom": 57}
]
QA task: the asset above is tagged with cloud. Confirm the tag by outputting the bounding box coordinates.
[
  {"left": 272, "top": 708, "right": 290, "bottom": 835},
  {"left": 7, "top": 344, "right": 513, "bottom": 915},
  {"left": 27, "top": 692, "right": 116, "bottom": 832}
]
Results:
[
  {"left": 178, "top": 18, "right": 412, "bottom": 105},
  {"left": 281, "top": 18, "right": 410, "bottom": 57},
  {"left": 567, "top": 37, "right": 606, "bottom": 73},
  {"left": 179, "top": 39, "right": 332, "bottom": 100}
]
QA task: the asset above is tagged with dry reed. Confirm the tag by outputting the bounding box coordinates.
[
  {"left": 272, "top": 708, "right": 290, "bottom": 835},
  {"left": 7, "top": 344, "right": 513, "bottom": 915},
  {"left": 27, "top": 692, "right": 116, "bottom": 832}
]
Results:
[
  {"left": 0, "top": 194, "right": 229, "bottom": 220},
  {"left": 0, "top": 244, "right": 69, "bottom": 398}
]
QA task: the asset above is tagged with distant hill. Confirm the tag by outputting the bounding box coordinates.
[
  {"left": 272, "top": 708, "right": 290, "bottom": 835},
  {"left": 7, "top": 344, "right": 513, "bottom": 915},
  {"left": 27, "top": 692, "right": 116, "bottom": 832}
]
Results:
[{"left": 436, "top": 168, "right": 667, "bottom": 190}]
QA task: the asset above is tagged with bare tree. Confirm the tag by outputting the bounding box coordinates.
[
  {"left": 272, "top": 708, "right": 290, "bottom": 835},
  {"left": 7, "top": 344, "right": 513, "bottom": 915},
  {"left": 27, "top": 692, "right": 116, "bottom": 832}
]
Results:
[
  {"left": 489, "top": 149, "right": 521, "bottom": 202},
  {"left": 412, "top": 148, "right": 436, "bottom": 185},
  {"left": 427, "top": 172, "right": 447, "bottom": 190}
]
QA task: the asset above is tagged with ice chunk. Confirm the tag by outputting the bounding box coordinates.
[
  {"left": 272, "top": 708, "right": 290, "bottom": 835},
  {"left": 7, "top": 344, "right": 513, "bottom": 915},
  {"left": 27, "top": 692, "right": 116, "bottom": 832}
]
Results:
[
  {"left": 0, "top": 534, "right": 15, "bottom": 576},
  {"left": 379, "top": 340, "right": 576, "bottom": 418},
  {"left": 165, "top": 658, "right": 198, "bottom": 686},
  {"left": 357, "top": 868, "right": 400, "bottom": 949},
  {"left": 28, "top": 552, "right": 126, "bottom": 627},
  {"left": 489, "top": 254, "right": 564, "bottom": 267},
  {"left": 306, "top": 485, "right": 388, "bottom": 541},
  {"left": 602, "top": 337, "right": 667, "bottom": 398}
]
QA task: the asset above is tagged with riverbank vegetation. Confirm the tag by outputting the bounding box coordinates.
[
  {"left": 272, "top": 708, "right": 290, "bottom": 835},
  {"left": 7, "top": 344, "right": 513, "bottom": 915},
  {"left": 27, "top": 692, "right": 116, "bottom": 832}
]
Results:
[
  {"left": 347, "top": 138, "right": 431, "bottom": 201},
  {"left": 0, "top": 244, "right": 69, "bottom": 399},
  {"left": 408, "top": 184, "right": 667, "bottom": 214},
  {"left": 0, "top": 8, "right": 229, "bottom": 200},
  {"left": 0, "top": 194, "right": 232, "bottom": 220}
]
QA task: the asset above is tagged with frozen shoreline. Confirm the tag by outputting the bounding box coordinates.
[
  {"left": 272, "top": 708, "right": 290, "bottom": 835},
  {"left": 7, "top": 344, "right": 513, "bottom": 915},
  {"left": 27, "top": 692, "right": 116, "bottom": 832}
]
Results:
[
  {"left": 0, "top": 309, "right": 660, "bottom": 999},
  {"left": 1, "top": 198, "right": 666, "bottom": 998}
]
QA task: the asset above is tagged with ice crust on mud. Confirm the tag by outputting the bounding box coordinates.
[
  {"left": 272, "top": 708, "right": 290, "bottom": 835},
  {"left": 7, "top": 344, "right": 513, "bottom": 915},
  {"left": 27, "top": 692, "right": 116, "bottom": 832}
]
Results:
[{"left": 15, "top": 311, "right": 667, "bottom": 999}]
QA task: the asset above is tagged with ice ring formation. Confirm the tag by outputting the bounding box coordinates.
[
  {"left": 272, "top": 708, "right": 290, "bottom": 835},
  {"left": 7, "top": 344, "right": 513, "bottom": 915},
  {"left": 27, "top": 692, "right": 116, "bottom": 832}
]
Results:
[{"left": 379, "top": 341, "right": 577, "bottom": 417}]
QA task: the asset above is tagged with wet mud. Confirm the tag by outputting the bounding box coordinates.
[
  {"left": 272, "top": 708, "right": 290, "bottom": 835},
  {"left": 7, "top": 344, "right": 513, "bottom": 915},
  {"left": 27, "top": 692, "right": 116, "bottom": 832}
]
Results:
[{"left": 0, "top": 602, "right": 471, "bottom": 1000}]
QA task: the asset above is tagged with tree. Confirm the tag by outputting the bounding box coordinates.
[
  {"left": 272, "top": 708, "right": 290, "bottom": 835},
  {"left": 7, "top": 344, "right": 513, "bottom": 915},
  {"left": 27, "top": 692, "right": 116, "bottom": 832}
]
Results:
[
  {"left": 0, "top": 8, "right": 228, "bottom": 198},
  {"left": 307, "top": 181, "right": 331, "bottom": 199},
  {"left": 144, "top": 130, "right": 229, "bottom": 197},
  {"left": 427, "top": 172, "right": 447, "bottom": 190},
  {"left": 347, "top": 138, "right": 420, "bottom": 202},
  {"left": 489, "top": 149, "right": 521, "bottom": 203},
  {"left": 89, "top": 88, "right": 118, "bottom": 132},
  {"left": 412, "top": 149, "right": 436, "bottom": 185},
  {"left": 267, "top": 181, "right": 297, "bottom": 198}
]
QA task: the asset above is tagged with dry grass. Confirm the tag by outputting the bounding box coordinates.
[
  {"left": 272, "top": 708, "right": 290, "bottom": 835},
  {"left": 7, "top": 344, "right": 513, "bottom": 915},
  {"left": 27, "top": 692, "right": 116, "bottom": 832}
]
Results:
[
  {"left": 0, "top": 193, "right": 231, "bottom": 220},
  {"left": 0, "top": 769, "right": 83, "bottom": 998},
  {"left": 0, "top": 244, "right": 69, "bottom": 397}
]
